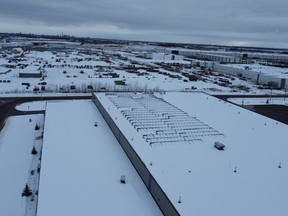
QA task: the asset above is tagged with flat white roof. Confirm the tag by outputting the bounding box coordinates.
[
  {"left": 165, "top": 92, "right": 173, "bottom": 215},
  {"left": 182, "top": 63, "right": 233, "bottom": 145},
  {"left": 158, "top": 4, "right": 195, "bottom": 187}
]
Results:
[
  {"left": 20, "top": 65, "right": 41, "bottom": 74},
  {"left": 37, "top": 100, "right": 162, "bottom": 216},
  {"left": 95, "top": 92, "right": 288, "bottom": 216}
]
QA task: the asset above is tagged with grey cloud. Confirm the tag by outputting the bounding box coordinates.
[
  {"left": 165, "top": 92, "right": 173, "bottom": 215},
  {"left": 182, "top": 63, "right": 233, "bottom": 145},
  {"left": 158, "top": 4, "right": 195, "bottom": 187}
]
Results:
[{"left": 0, "top": 0, "right": 287, "bottom": 47}]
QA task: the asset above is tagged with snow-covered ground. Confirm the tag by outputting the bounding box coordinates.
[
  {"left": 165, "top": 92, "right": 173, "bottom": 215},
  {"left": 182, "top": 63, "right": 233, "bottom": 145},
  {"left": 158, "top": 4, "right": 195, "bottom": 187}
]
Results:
[
  {"left": 37, "top": 100, "right": 162, "bottom": 216},
  {"left": 95, "top": 92, "right": 288, "bottom": 216},
  {"left": 16, "top": 101, "right": 47, "bottom": 111},
  {"left": 0, "top": 114, "right": 44, "bottom": 216}
]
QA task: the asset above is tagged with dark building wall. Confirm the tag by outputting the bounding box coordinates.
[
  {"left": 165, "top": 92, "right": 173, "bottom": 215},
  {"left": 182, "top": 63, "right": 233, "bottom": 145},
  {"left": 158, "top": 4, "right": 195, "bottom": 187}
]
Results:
[
  {"left": 280, "top": 79, "right": 286, "bottom": 89},
  {"left": 19, "top": 72, "right": 42, "bottom": 78}
]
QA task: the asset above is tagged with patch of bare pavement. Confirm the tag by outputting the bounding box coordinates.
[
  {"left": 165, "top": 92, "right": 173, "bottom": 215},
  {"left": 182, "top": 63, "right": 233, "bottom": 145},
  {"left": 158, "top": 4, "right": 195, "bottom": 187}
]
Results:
[
  {"left": 245, "top": 104, "right": 288, "bottom": 125},
  {"left": 213, "top": 94, "right": 288, "bottom": 125}
]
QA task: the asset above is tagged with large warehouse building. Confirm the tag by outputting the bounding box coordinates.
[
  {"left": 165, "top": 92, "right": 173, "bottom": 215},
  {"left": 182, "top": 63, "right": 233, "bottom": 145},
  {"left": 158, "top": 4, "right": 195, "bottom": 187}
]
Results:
[
  {"left": 37, "top": 100, "right": 162, "bottom": 216},
  {"left": 19, "top": 65, "right": 42, "bottom": 78},
  {"left": 92, "top": 92, "right": 288, "bottom": 216}
]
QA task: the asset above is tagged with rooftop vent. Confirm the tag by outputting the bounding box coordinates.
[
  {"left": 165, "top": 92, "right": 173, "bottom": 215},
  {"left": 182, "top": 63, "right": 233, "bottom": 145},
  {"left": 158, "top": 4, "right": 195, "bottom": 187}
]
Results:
[
  {"left": 214, "top": 142, "right": 225, "bottom": 150},
  {"left": 120, "top": 175, "right": 126, "bottom": 184}
]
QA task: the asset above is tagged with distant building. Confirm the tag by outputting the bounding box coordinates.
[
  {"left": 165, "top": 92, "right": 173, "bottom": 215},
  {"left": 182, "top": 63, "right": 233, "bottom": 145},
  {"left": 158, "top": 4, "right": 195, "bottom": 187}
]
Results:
[
  {"left": 19, "top": 65, "right": 42, "bottom": 78},
  {"left": 196, "top": 53, "right": 241, "bottom": 63},
  {"left": 168, "top": 49, "right": 241, "bottom": 63},
  {"left": 141, "top": 52, "right": 184, "bottom": 61},
  {"left": 168, "top": 49, "right": 288, "bottom": 62}
]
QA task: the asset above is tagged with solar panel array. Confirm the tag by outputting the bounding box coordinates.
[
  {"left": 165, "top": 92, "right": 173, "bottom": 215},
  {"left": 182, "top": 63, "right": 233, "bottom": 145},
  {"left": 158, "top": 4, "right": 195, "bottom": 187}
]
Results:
[{"left": 107, "top": 93, "right": 223, "bottom": 146}]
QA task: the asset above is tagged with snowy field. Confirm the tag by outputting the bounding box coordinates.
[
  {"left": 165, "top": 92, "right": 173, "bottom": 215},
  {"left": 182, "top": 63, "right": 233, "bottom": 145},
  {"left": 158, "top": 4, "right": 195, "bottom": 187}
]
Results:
[
  {"left": 96, "top": 92, "right": 288, "bottom": 216},
  {"left": 37, "top": 100, "right": 162, "bottom": 216},
  {"left": 16, "top": 101, "right": 47, "bottom": 111},
  {"left": 0, "top": 114, "right": 44, "bottom": 216}
]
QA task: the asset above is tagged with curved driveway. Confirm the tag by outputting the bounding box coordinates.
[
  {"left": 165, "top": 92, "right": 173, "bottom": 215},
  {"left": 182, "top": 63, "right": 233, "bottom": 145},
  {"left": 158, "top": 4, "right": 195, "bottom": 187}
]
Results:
[{"left": 0, "top": 95, "right": 90, "bottom": 131}]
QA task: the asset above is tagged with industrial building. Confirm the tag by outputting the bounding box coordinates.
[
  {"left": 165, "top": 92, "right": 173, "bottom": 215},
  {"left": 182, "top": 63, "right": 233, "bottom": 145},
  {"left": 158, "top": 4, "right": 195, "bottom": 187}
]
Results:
[
  {"left": 195, "top": 53, "right": 241, "bottom": 63},
  {"left": 140, "top": 52, "right": 184, "bottom": 61},
  {"left": 37, "top": 100, "right": 162, "bottom": 216},
  {"left": 19, "top": 65, "right": 42, "bottom": 78},
  {"left": 92, "top": 92, "right": 288, "bottom": 216},
  {"left": 214, "top": 64, "right": 288, "bottom": 89},
  {"left": 168, "top": 48, "right": 288, "bottom": 62},
  {"left": 167, "top": 49, "right": 241, "bottom": 63}
]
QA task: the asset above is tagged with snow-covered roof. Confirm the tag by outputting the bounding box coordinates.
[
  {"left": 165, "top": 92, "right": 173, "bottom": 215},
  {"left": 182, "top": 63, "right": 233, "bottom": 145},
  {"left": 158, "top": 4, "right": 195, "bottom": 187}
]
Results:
[
  {"left": 37, "top": 100, "right": 162, "bottom": 216},
  {"left": 20, "top": 65, "right": 41, "bottom": 74},
  {"left": 94, "top": 92, "right": 288, "bottom": 216}
]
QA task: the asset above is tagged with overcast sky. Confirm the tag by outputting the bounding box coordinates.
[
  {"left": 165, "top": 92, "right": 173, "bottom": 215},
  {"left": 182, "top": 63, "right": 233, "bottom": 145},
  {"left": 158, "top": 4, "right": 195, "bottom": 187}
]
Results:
[{"left": 0, "top": 0, "right": 287, "bottom": 48}]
